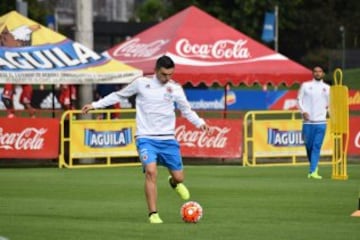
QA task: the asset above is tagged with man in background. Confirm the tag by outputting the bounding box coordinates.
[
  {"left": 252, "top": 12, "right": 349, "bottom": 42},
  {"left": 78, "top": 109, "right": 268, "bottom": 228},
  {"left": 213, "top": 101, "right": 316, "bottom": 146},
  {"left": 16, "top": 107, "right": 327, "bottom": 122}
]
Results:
[
  {"left": 59, "top": 84, "right": 77, "bottom": 110},
  {"left": 297, "top": 65, "right": 330, "bottom": 179},
  {"left": 1, "top": 84, "right": 35, "bottom": 118}
]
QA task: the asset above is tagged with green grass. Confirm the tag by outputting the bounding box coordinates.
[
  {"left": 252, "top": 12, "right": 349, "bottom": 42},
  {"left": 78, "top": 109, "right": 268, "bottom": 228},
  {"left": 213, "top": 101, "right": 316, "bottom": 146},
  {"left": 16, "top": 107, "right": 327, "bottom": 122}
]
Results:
[
  {"left": 343, "top": 68, "right": 360, "bottom": 90},
  {"left": 0, "top": 165, "right": 360, "bottom": 240}
]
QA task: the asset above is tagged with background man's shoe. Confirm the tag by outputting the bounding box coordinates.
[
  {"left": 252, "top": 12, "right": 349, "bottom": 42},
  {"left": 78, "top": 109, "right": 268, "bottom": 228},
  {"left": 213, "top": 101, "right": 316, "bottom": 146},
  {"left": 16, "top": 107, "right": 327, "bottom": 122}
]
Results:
[{"left": 307, "top": 172, "right": 322, "bottom": 180}]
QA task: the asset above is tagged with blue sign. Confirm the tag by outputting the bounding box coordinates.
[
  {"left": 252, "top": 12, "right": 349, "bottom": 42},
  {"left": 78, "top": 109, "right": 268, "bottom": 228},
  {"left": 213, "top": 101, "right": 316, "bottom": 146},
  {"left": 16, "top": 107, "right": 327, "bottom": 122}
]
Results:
[
  {"left": 262, "top": 12, "right": 275, "bottom": 42},
  {"left": 184, "top": 89, "right": 287, "bottom": 110},
  {"left": 267, "top": 128, "right": 304, "bottom": 147},
  {"left": 84, "top": 128, "right": 132, "bottom": 148},
  {"left": 46, "top": 15, "right": 56, "bottom": 30}
]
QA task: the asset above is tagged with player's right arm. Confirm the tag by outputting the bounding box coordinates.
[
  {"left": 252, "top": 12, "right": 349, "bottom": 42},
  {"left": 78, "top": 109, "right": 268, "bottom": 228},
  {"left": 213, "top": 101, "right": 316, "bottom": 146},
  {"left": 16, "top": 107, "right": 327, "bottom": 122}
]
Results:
[
  {"left": 81, "top": 78, "right": 139, "bottom": 114},
  {"left": 81, "top": 103, "right": 94, "bottom": 114},
  {"left": 297, "top": 83, "right": 310, "bottom": 121}
]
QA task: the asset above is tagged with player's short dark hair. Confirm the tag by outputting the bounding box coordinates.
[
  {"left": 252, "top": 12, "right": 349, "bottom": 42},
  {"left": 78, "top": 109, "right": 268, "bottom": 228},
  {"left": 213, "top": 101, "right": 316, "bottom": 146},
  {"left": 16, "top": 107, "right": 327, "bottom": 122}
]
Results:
[
  {"left": 313, "top": 65, "right": 326, "bottom": 72},
  {"left": 155, "top": 55, "right": 175, "bottom": 70}
]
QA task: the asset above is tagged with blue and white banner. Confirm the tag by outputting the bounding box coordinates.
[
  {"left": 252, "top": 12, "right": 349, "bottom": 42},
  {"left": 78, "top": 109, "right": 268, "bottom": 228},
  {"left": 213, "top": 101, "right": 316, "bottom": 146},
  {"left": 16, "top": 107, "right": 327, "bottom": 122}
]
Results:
[
  {"left": 0, "top": 11, "right": 142, "bottom": 84},
  {"left": 0, "top": 40, "right": 107, "bottom": 71},
  {"left": 267, "top": 128, "right": 304, "bottom": 147},
  {"left": 84, "top": 128, "right": 133, "bottom": 148},
  {"left": 261, "top": 12, "right": 275, "bottom": 42},
  {"left": 184, "top": 89, "right": 287, "bottom": 110}
]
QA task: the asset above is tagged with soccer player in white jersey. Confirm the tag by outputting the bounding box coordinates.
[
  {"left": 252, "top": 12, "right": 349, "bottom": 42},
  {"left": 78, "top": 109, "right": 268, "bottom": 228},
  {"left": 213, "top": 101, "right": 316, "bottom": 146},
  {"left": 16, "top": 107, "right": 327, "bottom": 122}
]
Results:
[
  {"left": 82, "top": 55, "right": 209, "bottom": 223},
  {"left": 297, "top": 65, "right": 330, "bottom": 179}
]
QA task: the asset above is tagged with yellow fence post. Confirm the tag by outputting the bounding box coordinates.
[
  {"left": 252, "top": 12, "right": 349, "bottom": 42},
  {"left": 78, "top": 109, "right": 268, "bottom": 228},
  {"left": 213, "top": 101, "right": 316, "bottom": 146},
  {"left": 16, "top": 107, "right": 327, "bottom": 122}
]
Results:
[{"left": 330, "top": 68, "right": 349, "bottom": 180}]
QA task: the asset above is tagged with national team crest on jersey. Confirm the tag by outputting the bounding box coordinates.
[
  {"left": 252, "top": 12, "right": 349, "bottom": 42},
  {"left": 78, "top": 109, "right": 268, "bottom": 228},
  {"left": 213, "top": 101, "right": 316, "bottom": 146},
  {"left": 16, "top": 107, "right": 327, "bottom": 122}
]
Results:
[{"left": 164, "top": 86, "right": 174, "bottom": 101}]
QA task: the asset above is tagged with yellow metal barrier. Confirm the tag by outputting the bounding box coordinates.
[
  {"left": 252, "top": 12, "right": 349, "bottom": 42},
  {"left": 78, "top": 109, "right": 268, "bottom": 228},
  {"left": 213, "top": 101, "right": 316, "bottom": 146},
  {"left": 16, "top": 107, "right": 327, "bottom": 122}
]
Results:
[
  {"left": 243, "top": 110, "right": 333, "bottom": 166},
  {"left": 330, "top": 68, "right": 349, "bottom": 180},
  {"left": 59, "top": 109, "right": 140, "bottom": 169}
]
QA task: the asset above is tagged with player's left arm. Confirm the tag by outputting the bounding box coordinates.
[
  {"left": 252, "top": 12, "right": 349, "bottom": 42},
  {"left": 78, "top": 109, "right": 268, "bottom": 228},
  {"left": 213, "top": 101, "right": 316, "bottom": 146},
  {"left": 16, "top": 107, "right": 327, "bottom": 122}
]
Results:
[
  {"left": 297, "top": 83, "right": 307, "bottom": 119},
  {"left": 175, "top": 86, "right": 210, "bottom": 133},
  {"left": 325, "top": 84, "right": 331, "bottom": 117}
]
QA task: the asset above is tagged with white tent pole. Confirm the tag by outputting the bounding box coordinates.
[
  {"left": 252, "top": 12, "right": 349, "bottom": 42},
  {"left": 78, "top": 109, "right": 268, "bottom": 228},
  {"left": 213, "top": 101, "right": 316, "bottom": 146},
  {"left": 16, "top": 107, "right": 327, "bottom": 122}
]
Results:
[
  {"left": 76, "top": 0, "right": 94, "bottom": 164},
  {"left": 274, "top": 5, "right": 279, "bottom": 52},
  {"left": 76, "top": 0, "right": 93, "bottom": 110}
]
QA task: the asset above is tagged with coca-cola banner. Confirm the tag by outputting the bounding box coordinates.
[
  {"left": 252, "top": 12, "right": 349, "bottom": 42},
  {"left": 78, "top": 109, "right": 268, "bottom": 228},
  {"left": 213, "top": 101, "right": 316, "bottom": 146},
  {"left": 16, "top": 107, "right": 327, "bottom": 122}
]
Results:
[
  {"left": 348, "top": 90, "right": 360, "bottom": 111},
  {"left": 176, "top": 118, "right": 242, "bottom": 158},
  {"left": 0, "top": 118, "right": 59, "bottom": 159},
  {"left": 348, "top": 116, "right": 360, "bottom": 156}
]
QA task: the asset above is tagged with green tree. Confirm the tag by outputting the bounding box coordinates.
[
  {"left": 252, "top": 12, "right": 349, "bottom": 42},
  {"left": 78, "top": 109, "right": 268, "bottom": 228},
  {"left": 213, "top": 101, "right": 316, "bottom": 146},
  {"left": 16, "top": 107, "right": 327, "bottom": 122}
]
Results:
[
  {"left": 281, "top": 0, "right": 360, "bottom": 69},
  {"left": 0, "top": 0, "right": 49, "bottom": 25},
  {"left": 135, "top": 0, "right": 169, "bottom": 22},
  {"left": 168, "top": 1, "right": 302, "bottom": 43},
  {"left": 0, "top": 0, "right": 15, "bottom": 15}
]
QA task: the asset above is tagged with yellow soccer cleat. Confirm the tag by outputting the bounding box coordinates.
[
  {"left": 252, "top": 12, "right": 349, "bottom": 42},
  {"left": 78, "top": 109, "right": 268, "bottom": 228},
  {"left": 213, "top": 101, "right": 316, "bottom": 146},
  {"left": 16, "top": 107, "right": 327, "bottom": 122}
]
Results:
[
  {"left": 149, "top": 213, "right": 163, "bottom": 224},
  {"left": 307, "top": 172, "right": 323, "bottom": 180},
  {"left": 168, "top": 176, "right": 190, "bottom": 200}
]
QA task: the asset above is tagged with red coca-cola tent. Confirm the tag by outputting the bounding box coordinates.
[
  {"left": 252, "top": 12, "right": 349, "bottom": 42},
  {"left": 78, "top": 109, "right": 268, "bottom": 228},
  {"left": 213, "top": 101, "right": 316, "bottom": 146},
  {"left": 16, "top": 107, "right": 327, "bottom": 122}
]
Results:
[{"left": 104, "top": 6, "right": 311, "bottom": 87}]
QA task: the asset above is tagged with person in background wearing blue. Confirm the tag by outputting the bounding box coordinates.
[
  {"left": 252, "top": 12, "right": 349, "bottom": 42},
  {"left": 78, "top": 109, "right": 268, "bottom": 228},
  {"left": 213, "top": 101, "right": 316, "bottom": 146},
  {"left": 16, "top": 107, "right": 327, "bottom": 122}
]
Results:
[
  {"left": 82, "top": 56, "right": 210, "bottom": 223},
  {"left": 297, "top": 65, "right": 330, "bottom": 179}
]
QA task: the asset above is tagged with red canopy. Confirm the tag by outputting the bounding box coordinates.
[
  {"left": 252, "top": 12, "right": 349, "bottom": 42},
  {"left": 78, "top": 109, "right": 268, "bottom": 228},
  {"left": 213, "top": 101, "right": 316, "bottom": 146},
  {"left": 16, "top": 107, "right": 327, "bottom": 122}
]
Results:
[{"left": 104, "top": 6, "right": 312, "bottom": 87}]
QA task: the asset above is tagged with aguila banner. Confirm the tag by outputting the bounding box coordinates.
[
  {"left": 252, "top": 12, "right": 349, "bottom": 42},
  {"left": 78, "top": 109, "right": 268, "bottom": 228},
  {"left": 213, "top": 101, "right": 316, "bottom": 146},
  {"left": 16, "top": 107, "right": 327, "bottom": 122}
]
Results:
[
  {"left": 70, "top": 119, "right": 137, "bottom": 158},
  {"left": 252, "top": 119, "right": 332, "bottom": 157},
  {"left": 0, "top": 11, "right": 141, "bottom": 84},
  {"left": 175, "top": 118, "right": 242, "bottom": 158},
  {"left": 0, "top": 118, "right": 59, "bottom": 158}
]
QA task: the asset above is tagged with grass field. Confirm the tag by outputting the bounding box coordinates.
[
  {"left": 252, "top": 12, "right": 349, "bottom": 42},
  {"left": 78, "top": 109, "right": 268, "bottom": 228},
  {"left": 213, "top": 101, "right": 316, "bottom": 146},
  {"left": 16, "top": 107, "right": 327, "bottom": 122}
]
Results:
[
  {"left": 343, "top": 68, "right": 360, "bottom": 90},
  {"left": 0, "top": 164, "right": 360, "bottom": 240}
]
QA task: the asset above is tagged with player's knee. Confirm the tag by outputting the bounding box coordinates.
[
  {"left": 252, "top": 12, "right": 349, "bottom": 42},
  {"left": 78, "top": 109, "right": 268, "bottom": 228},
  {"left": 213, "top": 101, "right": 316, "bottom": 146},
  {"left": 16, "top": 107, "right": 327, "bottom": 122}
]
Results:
[
  {"left": 172, "top": 173, "right": 184, "bottom": 183},
  {"left": 145, "top": 165, "right": 157, "bottom": 181}
]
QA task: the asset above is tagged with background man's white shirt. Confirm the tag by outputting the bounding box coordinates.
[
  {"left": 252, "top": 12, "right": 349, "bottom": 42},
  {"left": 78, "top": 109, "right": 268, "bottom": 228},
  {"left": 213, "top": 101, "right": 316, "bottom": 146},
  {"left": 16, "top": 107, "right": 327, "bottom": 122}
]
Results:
[{"left": 297, "top": 79, "right": 330, "bottom": 122}]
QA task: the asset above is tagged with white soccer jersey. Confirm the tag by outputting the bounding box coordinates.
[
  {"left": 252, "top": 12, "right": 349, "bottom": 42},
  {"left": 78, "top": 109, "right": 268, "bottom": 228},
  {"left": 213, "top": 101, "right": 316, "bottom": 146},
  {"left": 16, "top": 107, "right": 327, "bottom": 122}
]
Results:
[
  {"left": 297, "top": 79, "right": 330, "bottom": 122},
  {"left": 91, "top": 76, "right": 205, "bottom": 139}
]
